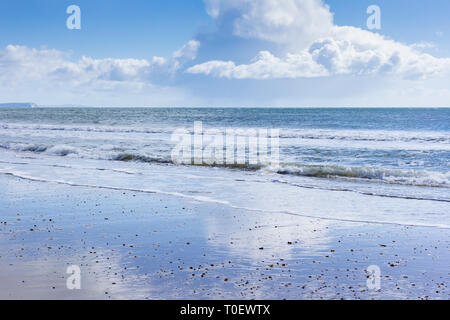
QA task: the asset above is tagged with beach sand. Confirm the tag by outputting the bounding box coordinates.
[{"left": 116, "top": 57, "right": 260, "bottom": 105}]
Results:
[{"left": 0, "top": 174, "right": 448, "bottom": 300}]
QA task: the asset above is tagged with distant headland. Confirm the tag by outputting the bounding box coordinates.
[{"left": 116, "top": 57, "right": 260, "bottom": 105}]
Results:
[{"left": 0, "top": 102, "right": 38, "bottom": 108}]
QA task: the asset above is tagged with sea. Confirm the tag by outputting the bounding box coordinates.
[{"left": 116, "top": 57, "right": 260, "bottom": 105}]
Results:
[{"left": 0, "top": 107, "right": 449, "bottom": 228}]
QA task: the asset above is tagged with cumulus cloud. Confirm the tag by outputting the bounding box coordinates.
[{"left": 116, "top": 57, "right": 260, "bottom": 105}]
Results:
[
  {"left": 204, "top": 0, "right": 333, "bottom": 46},
  {"left": 170, "top": 40, "right": 201, "bottom": 74},
  {"left": 0, "top": 40, "right": 200, "bottom": 89},
  {"left": 2, "top": 0, "right": 449, "bottom": 107},
  {"left": 312, "top": 27, "right": 450, "bottom": 79},
  {"left": 0, "top": 41, "right": 202, "bottom": 106},
  {"left": 189, "top": 0, "right": 450, "bottom": 80},
  {"left": 187, "top": 50, "right": 327, "bottom": 79}
]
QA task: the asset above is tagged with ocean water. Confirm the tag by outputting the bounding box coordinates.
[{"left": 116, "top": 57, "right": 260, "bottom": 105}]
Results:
[{"left": 0, "top": 107, "right": 449, "bottom": 228}]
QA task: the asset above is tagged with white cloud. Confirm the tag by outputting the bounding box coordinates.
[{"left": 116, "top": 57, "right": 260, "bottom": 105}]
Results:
[
  {"left": 0, "top": 45, "right": 150, "bottom": 87},
  {"left": 311, "top": 27, "right": 450, "bottom": 79},
  {"left": 2, "top": 1, "right": 449, "bottom": 107},
  {"left": 51, "top": 56, "right": 152, "bottom": 85},
  {"left": 190, "top": 1, "right": 450, "bottom": 80},
  {"left": 187, "top": 50, "right": 327, "bottom": 79},
  {"left": 0, "top": 41, "right": 202, "bottom": 106},
  {"left": 170, "top": 40, "right": 201, "bottom": 74},
  {"left": 0, "top": 39, "right": 200, "bottom": 89},
  {"left": 204, "top": 0, "right": 333, "bottom": 46},
  {"left": 173, "top": 40, "right": 200, "bottom": 61},
  {"left": 410, "top": 41, "right": 436, "bottom": 50}
]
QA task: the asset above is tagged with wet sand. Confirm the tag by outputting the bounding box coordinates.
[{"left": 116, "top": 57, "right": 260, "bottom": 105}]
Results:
[{"left": 0, "top": 174, "right": 448, "bottom": 300}]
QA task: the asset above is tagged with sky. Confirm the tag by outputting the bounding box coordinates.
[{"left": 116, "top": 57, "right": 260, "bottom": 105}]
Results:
[{"left": 0, "top": 0, "right": 449, "bottom": 107}]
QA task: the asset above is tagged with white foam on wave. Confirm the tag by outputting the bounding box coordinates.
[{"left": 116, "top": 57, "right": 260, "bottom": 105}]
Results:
[
  {"left": 0, "top": 122, "right": 172, "bottom": 135},
  {"left": 0, "top": 142, "right": 80, "bottom": 156},
  {"left": 266, "top": 164, "right": 450, "bottom": 188},
  {"left": 1, "top": 140, "right": 448, "bottom": 188},
  {"left": 46, "top": 145, "right": 79, "bottom": 156},
  {"left": 0, "top": 169, "right": 448, "bottom": 230},
  {"left": 2, "top": 122, "right": 450, "bottom": 143},
  {"left": 279, "top": 128, "right": 450, "bottom": 144}
]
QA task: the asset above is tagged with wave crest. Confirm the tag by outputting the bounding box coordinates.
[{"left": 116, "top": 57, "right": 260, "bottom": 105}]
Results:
[
  {"left": 1, "top": 141, "right": 448, "bottom": 188},
  {"left": 267, "top": 164, "right": 450, "bottom": 187}
]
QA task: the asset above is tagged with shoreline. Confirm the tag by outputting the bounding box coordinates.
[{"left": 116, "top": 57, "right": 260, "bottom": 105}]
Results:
[{"left": 0, "top": 174, "right": 448, "bottom": 300}]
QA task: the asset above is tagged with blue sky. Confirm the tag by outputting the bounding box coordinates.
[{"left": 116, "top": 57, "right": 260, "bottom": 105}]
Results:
[
  {"left": 0, "top": 0, "right": 210, "bottom": 58},
  {"left": 0, "top": 0, "right": 449, "bottom": 107}
]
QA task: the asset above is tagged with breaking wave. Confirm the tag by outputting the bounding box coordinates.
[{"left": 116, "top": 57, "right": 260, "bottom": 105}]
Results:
[
  {"left": 105, "top": 153, "right": 450, "bottom": 188},
  {"left": 111, "top": 153, "right": 172, "bottom": 164},
  {"left": 0, "top": 122, "right": 172, "bottom": 135},
  {"left": 1, "top": 141, "right": 449, "bottom": 188},
  {"left": 0, "top": 143, "right": 78, "bottom": 156},
  {"left": 267, "top": 164, "right": 450, "bottom": 187},
  {"left": 1, "top": 122, "right": 450, "bottom": 143}
]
